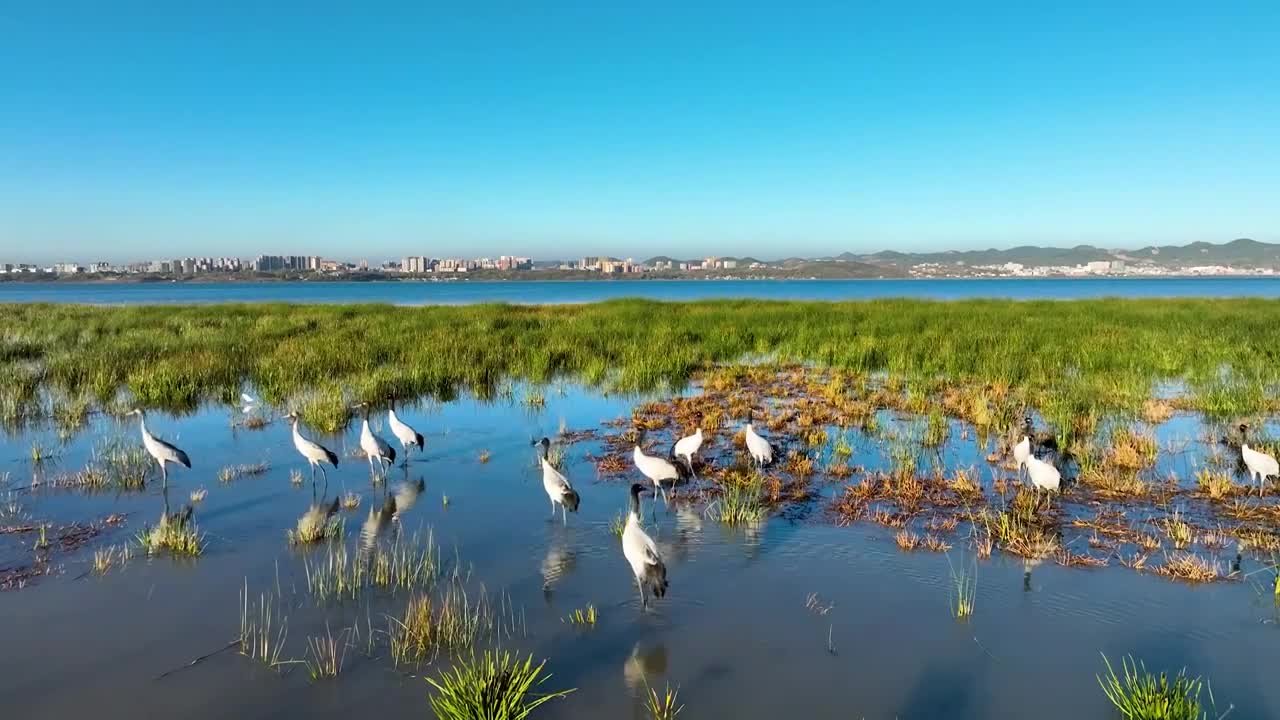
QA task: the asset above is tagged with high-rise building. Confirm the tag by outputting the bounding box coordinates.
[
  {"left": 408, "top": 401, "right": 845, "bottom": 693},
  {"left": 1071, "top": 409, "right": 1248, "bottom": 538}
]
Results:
[{"left": 402, "top": 256, "right": 428, "bottom": 273}]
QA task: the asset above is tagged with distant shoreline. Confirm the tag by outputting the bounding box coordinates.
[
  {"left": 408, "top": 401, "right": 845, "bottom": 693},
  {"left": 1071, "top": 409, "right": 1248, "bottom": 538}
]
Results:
[{"left": 2, "top": 271, "right": 1277, "bottom": 285}]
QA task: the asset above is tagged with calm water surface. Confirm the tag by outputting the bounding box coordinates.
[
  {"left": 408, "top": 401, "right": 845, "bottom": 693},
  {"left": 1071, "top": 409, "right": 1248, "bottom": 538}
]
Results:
[
  {"left": 3, "top": 277, "right": 1280, "bottom": 305},
  {"left": 2, "top": 386, "right": 1279, "bottom": 719}
]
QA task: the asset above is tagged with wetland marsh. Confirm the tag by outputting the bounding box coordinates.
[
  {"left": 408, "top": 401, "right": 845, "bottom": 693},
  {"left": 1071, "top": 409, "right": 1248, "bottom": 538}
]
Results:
[{"left": 4, "top": 298, "right": 1280, "bottom": 718}]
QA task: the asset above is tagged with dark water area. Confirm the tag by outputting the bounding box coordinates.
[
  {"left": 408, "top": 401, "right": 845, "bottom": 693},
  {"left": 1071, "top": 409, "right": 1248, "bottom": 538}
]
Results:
[
  {"left": 3, "top": 384, "right": 1280, "bottom": 719},
  {"left": 4, "top": 277, "right": 1280, "bottom": 305}
]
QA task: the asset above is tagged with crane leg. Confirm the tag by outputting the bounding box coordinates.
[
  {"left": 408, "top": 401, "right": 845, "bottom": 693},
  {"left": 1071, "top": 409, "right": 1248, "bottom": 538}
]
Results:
[
  {"left": 160, "top": 461, "right": 168, "bottom": 490},
  {"left": 562, "top": 504, "right": 567, "bottom": 526},
  {"left": 550, "top": 499, "right": 556, "bottom": 519},
  {"left": 635, "top": 575, "right": 647, "bottom": 609}
]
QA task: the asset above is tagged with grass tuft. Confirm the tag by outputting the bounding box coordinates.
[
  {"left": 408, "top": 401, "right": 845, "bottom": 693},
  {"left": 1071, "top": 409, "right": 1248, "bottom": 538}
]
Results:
[
  {"left": 137, "top": 512, "right": 204, "bottom": 556},
  {"left": 563, "top": 604, "right": 598, "bottom": 627},
  {"left": 1098, "top": 654, "right": 1211, "bottom": 720},
  {"left": 644, "top": 682, "right": 685, "bottom": 720},
  {"left": 426, "top": 650, "right": 574, "bottom": 720}
]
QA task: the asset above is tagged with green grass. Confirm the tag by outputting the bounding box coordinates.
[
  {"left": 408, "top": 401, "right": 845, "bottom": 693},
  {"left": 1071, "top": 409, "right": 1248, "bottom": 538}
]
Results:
[
  {"left": 238, "top": 581, "right": 293, "bottom": 670},
  {"left": 1098, "top": 654, "right": 1213, "bottom": 720},
  {"left": 426, "top": 650, "right": 574, "bottom": 720},
  {"left": 4, "top": 299, "right": 1280, "bottom": 426},
  {"left": 708, "top": 470, "right": 767, "bottom": 526},
  {"left": 608, "top": 511, "right": 627, "bottom": 538},
  {"left": 137, "top": 512, "right": 204, "bottom": 556},
  {"left": 644, "top": 682, "right": 685, "bottom": 720},
  {"left": 389, "top": 580, "right": 524, "bottom": 666},
  {"left": 303, "top": 531, "right": 440, "bottom": 602},
  {"left": 563, "top": 604, "right": 598, "bottom": 627},
  {"left": 947, "top": 555, "right": 977, "bottom": 620},
  {"left": 303, "top": 623, "right": 350, "bottom": 681}
]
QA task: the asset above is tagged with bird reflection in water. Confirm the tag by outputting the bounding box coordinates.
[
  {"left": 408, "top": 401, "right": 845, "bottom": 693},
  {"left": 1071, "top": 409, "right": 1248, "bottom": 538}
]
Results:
[
  {"left": 1023, "top": 557, "right": 1044, "bottom": 592},
  {"left": 540, "top": 535, "right": 578, "bottom": 599},
  {"left": 622, "top": 641, "right": 669, "bottom": 696},
  {"left": 360, "top": 493, "right": 398, "bottom": 555},
  {"left": 391, "top": 475, "right": 425, "bottom": 518}
]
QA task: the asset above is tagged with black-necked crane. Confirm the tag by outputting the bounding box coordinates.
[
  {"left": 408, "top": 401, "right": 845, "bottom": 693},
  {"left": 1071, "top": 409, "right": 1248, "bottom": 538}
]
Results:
[
  {"left": 633, "top": 429, "right": 681, "bottom": 504},
  {"left": 283, "top": 412, "right": 338, "bottom": 485},
  {"left": 743, "top": 411, "right": 774, "bottom": 468},
  {"left": 1239, "top": 423, "right": 1279, "bottom": 496},
  {"left": 355, "top": 403, "right": 396, "bottom": 479},
  {"left": 674, "top": 425, "right": 703, "bottom": 478},
  {"left": 537, "top": 437, "right": 580, "bottom": 524},
  {"left": 127, "top": 409, "right": 191, "bottom": 489},
  {"left": 1013, "top": 435, "right": 1031, "bottom": 468},
  {"left": 623, "top": 483, "right": 668, "bottom": 609},
  {"left": 387, "top": 400, "right": 424, "bottom": 465}
]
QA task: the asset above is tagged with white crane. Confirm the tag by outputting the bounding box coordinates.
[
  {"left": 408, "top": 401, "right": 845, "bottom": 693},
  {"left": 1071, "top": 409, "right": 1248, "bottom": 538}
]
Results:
[
  {"left": 743, "top": 411, "right": 774, "bottom": 468},
  {"left": 355, "top": 403, "right": 396, "bottom": 479},
  {"left": 1239, "top": 423, "right": 1279, "bottom": 496},
  {"left": 387, "top": 401, "right": 424, "bottom": 465},
  {"left": 127, "top": 409, "right": 191, "bottom": 489},
  {"left": 673, "top": 426, "right": 703, "bottom": 478},
  {"left": 633, "top": 430, "right": 681, "bottom": 504},
  {"left": 1025, "top": 455, "right": 1061, "bottom": 493},
  {"left": 283, "top": 412, "right": 339, "bottom": 484},
  {"left": 622, "top": 483, "right": 668, "bottom": 609},
  {"left": 536, "top": 437, "right": 580, "bottom": 524}
]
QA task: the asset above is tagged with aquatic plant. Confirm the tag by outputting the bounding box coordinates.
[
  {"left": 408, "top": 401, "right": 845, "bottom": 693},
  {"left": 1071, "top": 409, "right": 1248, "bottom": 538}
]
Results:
[
  {"left": 1097, "top": 654, "right": 1211, "bottom": 720},
  {"left": 238, "top": 581, "right": 292, "bottom": 670},
  {"left": 341, "top": 492, "right": 361, "bottom": 510},
  {"left": 608, "top": 511, "right": 627, "bottom": 538},
  {"left": 137, "top": 512, "right": 204, "bottom": 556},
  {"left": 189, "top": 487, "right": 208, "bottom": 503},
  {"left": 218, "top": 462, "right": 270, "bottom": 483},
  {"left": 303, "top": 623, "right": 350, "bottom": 681},
  {"left": 7, "top": 299, "right": 1280, "bottom": 425},
  {"left": 707, "top": 471, "right": 767, "bottom": 526},
  {"left": 92, "top": 543, "right": 132, "bottom": 574},
  {"left": 1160, "top": 510, "right": 1195, "bottom": 550},
  {"left": 947, "top": 555, "right": 977, "bottom": 620},
  {"left": 29, "top": 439, "right": 58, "bottom": 465},
  {"left": 303, "top": 531, "right": 440, "bottom": 602},
  {"left": 563, "top": 604, "right": 597, "bottom": 627},
  {"left": 1155, "top": 553, "right": 1224, "bottom": 584},
  {"left": 644, "top": 682, "right": 685, "bottom": 720},
  {"left": 288, "top": 508, "right": 342, "bottom": 545},
  {"left": 426, "top": 650, "right": 574, "bottom": 720},
  {"left": 1195, "top": 468, "right": 1235, "bottom": 501},
  {"left": 389, "top": 581, "right": 521, "bottom": 666}
]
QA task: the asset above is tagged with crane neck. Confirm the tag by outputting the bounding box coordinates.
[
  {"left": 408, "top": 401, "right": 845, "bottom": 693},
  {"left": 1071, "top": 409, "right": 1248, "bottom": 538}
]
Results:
[{"left": 628, "top": 488, "right": 642, "bottom": 519}]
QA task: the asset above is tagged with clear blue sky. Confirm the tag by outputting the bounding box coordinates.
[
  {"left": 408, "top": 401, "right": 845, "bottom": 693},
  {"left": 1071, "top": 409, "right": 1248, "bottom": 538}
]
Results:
[{"left": 3, "top": 2, "right": 1278, "bottom": 263}]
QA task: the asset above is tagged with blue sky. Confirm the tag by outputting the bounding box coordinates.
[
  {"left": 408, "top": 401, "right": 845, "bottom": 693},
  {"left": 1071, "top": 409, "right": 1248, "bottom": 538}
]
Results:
[{"left": 2, "top": 2, "right": 1278, "bottom": 263}]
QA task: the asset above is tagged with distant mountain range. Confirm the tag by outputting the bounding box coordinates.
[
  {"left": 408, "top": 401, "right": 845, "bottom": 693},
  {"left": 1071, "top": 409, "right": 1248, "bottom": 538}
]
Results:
[{"left": 643, "top": 238, "right": 1280, "bottom": 270}]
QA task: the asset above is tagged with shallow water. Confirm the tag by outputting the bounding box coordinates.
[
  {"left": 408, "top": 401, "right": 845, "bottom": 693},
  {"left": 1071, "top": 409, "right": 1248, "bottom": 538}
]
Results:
[
  {"left": 3, "top": 386, "right": 1280, "bottom": 719},
  {"left": 4, "top": 276, "right": 1280, "bottom": 305}
]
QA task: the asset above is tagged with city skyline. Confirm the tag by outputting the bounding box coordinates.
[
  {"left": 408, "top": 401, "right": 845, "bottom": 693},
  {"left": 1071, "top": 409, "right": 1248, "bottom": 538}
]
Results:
[{"left": 3, "top": 4, "right": 1278, "bottom": 263}]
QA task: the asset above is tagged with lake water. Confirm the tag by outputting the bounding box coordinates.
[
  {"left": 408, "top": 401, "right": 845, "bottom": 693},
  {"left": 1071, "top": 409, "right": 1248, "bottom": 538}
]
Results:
[
  {"left": 3, "top": 277, "right": 1280, "bottom": 305},
  {"left": 3, "top": 377, "right": 1278, "bottom": 719}
]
